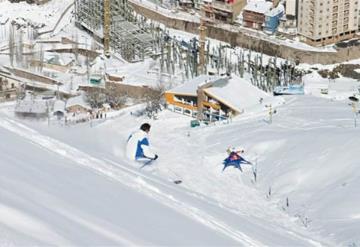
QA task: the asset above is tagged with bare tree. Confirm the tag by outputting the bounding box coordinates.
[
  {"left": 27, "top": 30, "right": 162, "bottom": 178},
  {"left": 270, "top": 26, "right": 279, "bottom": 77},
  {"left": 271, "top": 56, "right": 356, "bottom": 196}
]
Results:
[
  {"left": 105, "top": 83, "right": 128, "bottom": 109},
  {"left": 143, "top": 83, "right": 165, "bottom": 119},
  {"left": 85, "top": 89, "right": 106, "bottom": 108}
]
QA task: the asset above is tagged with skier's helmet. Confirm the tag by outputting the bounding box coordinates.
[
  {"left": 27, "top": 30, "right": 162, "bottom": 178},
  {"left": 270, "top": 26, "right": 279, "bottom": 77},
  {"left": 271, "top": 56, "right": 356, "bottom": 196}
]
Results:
[{"left": 140, "top": 123, "right": 151, "bottom": 132}]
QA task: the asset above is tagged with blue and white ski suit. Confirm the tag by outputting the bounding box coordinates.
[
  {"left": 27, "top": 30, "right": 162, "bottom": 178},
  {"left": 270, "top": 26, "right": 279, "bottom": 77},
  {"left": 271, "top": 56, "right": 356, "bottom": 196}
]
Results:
[{"left": 126, "top": 130, "right": 156, "bottom": 161}]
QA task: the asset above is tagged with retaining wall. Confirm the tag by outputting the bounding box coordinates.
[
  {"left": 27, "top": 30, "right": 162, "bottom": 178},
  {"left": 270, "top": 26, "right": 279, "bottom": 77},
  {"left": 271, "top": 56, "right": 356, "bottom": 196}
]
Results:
[{"left": 130, "top": 3, "right": 360, "bottom": 65}]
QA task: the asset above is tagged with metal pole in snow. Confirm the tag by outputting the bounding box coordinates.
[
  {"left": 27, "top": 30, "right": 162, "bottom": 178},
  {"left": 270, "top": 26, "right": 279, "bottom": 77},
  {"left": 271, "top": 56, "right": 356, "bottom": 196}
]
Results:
[
  {"left": 351, "top": 102, "right": 357, "bottom": 128},
  {"left": 266, "top": 104, "right": 273, "bottom": 124},
  {"left": 354, "top": 112, "right": 357, "bottom": 128}
]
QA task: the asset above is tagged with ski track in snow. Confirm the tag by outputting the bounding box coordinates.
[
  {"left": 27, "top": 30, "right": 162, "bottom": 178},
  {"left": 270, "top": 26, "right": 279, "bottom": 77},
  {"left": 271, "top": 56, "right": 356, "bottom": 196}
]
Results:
[
  {"left": 0, "top": 117, "right": 265, "bottom": 246},
  {"left": 0, "top": 203, "right": 71, "bottom": 245}
]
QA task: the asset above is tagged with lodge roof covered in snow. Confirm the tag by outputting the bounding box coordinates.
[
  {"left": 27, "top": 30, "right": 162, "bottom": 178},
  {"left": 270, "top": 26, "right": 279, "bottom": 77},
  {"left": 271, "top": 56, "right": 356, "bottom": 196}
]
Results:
[
  {"left": 166, "top": 75, "right": 222, "bottom": 96},
  {"left": 166, "top": 74, "right": 273, "bottom": 113},
  {"left": 204, "top": 75, "right": 271, "bottom": 112}
]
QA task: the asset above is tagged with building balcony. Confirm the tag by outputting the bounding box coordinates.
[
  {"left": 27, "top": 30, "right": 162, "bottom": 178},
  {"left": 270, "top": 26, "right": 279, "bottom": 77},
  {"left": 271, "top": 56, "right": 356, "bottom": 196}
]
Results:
[{"left": 203, "top": 101, "right": 221, "bottom": 110}]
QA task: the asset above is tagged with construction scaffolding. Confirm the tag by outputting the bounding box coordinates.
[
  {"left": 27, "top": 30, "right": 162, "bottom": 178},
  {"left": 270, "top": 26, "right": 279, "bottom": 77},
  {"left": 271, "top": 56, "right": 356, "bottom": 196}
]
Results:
[
  {"left": 75, "top": 0, "right": 103, "bottom": 37},
  {"left": 111, "top": 16, "right": 155, "bottom": 62},
  {"left": 74, "top": 0, "right": 155, "bottom": 62}
]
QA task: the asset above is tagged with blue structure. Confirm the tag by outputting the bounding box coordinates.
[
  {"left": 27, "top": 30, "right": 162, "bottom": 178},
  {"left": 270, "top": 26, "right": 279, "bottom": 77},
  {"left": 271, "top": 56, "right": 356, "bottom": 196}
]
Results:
[
  {"left": 264, "top": 6, "right": 284, "bottom": 34},
  {"left": 273, "top": 84, "right": 305, "bottom": 96}
]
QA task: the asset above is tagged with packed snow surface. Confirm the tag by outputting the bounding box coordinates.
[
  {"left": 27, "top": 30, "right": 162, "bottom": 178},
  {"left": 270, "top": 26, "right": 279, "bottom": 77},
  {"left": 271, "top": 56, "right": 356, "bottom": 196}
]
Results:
[
  {"left": 0, "top": 0, "right": 359, "bottom": 245},
  {"left": 0, "top": 93, "right": 359, "bottom": 245}
]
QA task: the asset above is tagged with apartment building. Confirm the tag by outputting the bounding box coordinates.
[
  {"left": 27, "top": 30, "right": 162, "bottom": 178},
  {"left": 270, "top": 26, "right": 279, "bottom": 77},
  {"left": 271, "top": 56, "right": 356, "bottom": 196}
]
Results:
[
  {"left": 242, "top": 1, "right": 273, "bottom": 30},
  {"left": 298, "top": 0, "right": 359, "bottom": 46},
  {"left": 201, "top": 0, "right": 246, "bottom": 23}
]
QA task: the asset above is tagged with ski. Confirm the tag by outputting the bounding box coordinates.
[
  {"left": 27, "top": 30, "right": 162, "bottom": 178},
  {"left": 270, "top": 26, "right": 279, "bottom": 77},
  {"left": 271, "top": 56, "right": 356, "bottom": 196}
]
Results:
[{"left": 139, "top": 159, "right": 155, "bottom": 169}]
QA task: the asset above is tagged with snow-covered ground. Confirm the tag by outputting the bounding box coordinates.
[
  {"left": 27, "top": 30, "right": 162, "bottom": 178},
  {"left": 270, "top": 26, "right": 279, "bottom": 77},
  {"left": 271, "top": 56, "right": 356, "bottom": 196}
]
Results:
[
  {"left": 304, "top": 71, "right": 360, "bottom": 100},
  {"left": 0, "top": 1, "right": 360, "bottom": 245},
  {"left": 0, "top": 90, "right": 359, "bottom": 245}
]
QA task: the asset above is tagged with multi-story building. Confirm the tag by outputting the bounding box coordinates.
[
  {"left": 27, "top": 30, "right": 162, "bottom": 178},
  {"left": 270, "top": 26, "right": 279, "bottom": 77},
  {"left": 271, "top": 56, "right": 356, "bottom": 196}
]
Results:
[
  {"left": 242, "top": 1, "right": 273, "bottom": 30},
  {"left": 298, "top": 0, "right": 360, "bottom": 46},
  {"left": 278, "top": 0, "right": 298, "bottom": 34},
  {"left": 178, "top": 0, "right": 194, "bottom": 10},
  {"left": 202, "top": 0, "right": 246, "bottom": 23},
  {"left": 264, "top": 5, "right": 285, "bottom": 33},
  {"left": 285, "top": 0, "right": 297, "bottom": 27}
]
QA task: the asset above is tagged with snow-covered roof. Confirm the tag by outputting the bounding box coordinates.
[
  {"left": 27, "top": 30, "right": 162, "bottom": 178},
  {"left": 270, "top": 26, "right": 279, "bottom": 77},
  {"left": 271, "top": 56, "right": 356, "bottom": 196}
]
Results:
[
  {"left": 44, "top": 52, "right": 73, "bottom": 66},
  {"left": 204, "top": 74, "right": 272, "bottom": 112},
  {"left": 15, "top": 100, "right": 48, "bottom": 114},
  {"left": 166, "top": 75, "right": 222, "bottom": 96},
  {"left": 66, "top": 95, "right": 91, "bottom": 110},
  {"left": 265, "top": 4, "right": 284, "bottom": 17},
  {"left": 243, "top": 1, "right": 273, "bottom": 14},
  {"left": 53, "top": 100, "right": 66, "bottom": 112},
  {"left": 102, "top": 103, "right": 111, "bottom": 109},
  {"left": 167, "top": 74, "right": 273, "bottom": 113}
]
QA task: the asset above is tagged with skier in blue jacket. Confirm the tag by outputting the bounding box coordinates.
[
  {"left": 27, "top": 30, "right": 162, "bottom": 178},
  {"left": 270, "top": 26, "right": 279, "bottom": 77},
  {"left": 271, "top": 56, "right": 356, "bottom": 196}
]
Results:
[
  {"left": 126, "top": 123, "right": 158, "bottom": 161},
  {"left": 223, "top": 147, "right": 251, "bottom": 171}
]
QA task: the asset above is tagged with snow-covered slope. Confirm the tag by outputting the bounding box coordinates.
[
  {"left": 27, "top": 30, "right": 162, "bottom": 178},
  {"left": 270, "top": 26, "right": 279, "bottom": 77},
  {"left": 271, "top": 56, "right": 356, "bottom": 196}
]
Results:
[
  {"left": 0, "top": 117, "right": 240, "bottom": 246},
  {"left": 1, "top": 94, "right": 359, "bottom": 245}
]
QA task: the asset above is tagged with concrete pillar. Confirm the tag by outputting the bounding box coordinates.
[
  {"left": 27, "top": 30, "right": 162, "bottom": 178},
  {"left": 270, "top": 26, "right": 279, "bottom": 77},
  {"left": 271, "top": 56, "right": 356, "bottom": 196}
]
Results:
[{"left": 197, "top": 87, "right": 207, "bottom": 121}]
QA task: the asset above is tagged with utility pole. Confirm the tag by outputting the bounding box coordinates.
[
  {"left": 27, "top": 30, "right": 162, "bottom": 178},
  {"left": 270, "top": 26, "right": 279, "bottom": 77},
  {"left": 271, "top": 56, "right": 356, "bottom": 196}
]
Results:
[
  {"left": 351, "top": 102, "right": 357, "bottom": 128},
  {"left": 349, "top": 96, "right": 359, "bottom": 128},
  {"left": 198, "top": 19, "right": 206, "bottom": 75},
  {"left": 104, "top": 0, "right": 111, "bottom": 57},
  {"left": 198, "top": 0, "right": 214, "bottom": 75}
]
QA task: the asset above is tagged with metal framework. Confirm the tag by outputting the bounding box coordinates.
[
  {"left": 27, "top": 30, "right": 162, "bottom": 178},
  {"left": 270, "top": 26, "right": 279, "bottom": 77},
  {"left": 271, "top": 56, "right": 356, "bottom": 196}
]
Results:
[{"left": 74, "top": 0, "right": 155, "bottom": 62}]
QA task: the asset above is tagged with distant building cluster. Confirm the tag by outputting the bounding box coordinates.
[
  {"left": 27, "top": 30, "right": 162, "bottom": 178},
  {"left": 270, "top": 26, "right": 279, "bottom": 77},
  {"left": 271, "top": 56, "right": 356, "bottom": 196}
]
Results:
[
  {"left": 8, "top": 0, "right": 49, "bottom": 4},
  {"left": 188, "top": 0, "right": 360, "bottom": 46},
  {"left": 71, "top": 0, "right": 360, "bottom": 49}
]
